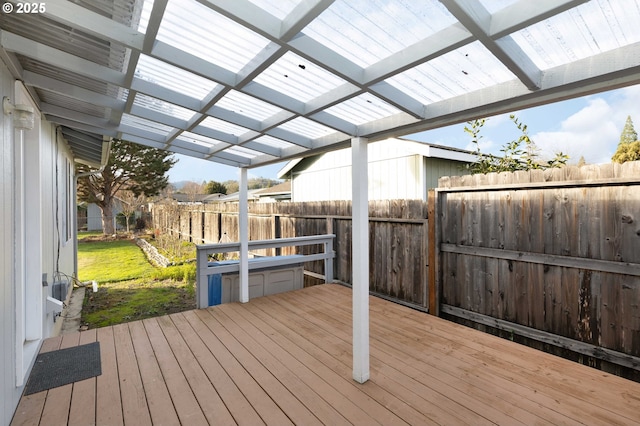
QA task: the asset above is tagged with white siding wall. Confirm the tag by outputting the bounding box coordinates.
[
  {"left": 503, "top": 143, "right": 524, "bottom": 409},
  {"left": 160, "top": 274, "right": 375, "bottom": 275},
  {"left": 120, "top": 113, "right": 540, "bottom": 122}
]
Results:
[
  {"left": 1, "top": 66, "right": 77, "bottom": 423},
  {"left": 291, "top": 139, "right": 423, "bottom": 202},
  {"left": 1, "top": 55, "right": 18, "bottom": 426}
]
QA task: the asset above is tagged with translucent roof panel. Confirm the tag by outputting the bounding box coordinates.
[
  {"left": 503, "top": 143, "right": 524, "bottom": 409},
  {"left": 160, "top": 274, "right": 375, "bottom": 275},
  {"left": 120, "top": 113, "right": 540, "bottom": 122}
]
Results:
[
  {"left": 276, "top": 117, "right": 338, "bottom": 139},
  {"left": 247, "top": 0, "right": 302, "bottom": 20},
  {"left": 386, "top": 41, "right": 516, "bottom": 105},
  {"left": 226, "top": 145, "right": 264, "bottom": 159},
  {"left": 133, "top": 93, "right": 196, "bottom": 121},
  {"left": 5, "top": 0, "right": 640, "bottom": 169},
  {"left": 199, "top": 117, "right": 253, "bottom": 137},
  {"left": 254, "top": 135, "right": 298, "bottom": 150},
  {"left": 303, "top": 0, "right": 456, "bottom": 68},
  {"left": 253, "top": 52, "right": 348, "bottom": 103},
  {"left": 120, "top": 113, "right": 174, "bottom": 136},
  {"left": 157, "top": 0, "right": 272, "bottom": 73},
  {"left": 216, "top": 90, "right": 283, "bottom": 121},
  {"left": 175, "top": 131, "right": 226, "bottom": 150},
  {"left": 135, "top": 54, "right": 218, "bottom": 100},
  {"left": 510, "top": 0, "right": 640, "bottom": 70},
  {"left": 137, "top": 0, "right": 154, "bottom": 33},
  {"left": 324, "top": 93, "right": 402, "bottom": 125}
]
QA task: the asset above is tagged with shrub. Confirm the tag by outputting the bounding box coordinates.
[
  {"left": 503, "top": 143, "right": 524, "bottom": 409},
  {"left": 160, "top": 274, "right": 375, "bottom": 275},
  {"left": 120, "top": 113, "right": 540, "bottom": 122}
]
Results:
[{"left": 151, "top": 263, "right": 196, "bottom": 283}]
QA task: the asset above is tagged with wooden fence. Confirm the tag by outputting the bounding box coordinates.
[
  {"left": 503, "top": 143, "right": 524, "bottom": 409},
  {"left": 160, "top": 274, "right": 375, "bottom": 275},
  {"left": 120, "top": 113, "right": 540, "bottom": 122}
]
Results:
[
  {"left": 151, "top": 161, "right": 640, "bottom": 379},
  {"left": 152, "top": 200, "right": 429, "bottom": 308},
  {"left": 436, "top": 161, "right": 640, "bottom": 380}
]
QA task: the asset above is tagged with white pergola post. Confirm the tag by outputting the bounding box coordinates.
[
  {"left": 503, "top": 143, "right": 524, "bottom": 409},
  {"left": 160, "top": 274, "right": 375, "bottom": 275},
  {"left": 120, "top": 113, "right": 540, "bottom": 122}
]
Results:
[
  {"left": 351, "top": 136, "right": 369, "bottom": 383},
  {"left": 239, "top": 167, "right": 249, "bottom": 303}
]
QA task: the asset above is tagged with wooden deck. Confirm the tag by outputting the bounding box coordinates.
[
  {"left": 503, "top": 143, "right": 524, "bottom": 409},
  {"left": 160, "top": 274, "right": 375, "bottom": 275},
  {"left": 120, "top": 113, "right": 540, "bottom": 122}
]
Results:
[{"left": 12, "top": 284, "right": 640, "bottom": 425}]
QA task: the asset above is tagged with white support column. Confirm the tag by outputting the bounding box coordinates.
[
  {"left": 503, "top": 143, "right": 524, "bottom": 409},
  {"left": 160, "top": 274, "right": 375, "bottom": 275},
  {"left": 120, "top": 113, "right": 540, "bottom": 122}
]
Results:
[
  {"left": 239, "top": 167, "right": 249, "bottom": 303},
  {"left": 351, "top": 136, "right": 369, "bottom": 383}
]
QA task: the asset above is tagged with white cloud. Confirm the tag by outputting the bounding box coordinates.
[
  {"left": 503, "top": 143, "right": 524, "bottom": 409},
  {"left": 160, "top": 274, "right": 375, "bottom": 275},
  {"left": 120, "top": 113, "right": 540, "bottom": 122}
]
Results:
[{"left": 531, "top": 87, "right": 640, "bottom": 165}]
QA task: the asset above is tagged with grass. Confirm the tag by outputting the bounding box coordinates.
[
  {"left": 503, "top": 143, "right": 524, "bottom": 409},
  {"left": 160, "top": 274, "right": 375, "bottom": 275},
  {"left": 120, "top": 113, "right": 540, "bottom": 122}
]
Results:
[
  {"left": 78, "top": 239, "right": 156, "bottom": 283},
  {"left": 78, "top": 233, "right": 197, "bottom": 329},
  {"left": 82, "top": 278, "right": 195, "bottom": 328}
]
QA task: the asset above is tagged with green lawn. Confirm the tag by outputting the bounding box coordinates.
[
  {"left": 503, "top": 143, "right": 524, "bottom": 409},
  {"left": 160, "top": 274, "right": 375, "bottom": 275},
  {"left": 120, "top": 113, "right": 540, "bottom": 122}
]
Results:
[
  {"left": 78, "top": 239, "right": 156, "bottom": 283},
  {"left": 78, "top": 236, "right": 196, "bottom": 328}
]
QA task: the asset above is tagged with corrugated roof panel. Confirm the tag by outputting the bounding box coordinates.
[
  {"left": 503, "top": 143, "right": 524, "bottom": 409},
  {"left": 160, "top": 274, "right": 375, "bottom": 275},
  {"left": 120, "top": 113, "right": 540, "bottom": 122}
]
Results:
[
  {"left": 175, "top": 131, "right": 226, "bottom": 149},
  {"left": 385, "top": 41, "right": 516, "bottom": 105},
  {"left": 216, "top": 90, "right": 283, "bottom": 121},
  {"left": 137, "top": 0, "right": 154, "bottom": 32},
  {"left": 73, "top": 0, "right": 142, "bottom": 27},
  {"left": 134, "top": 54, "right": 218, "bottom": 100},
  {"left": 253, "top": 51, "right": 348, "bottom": 103},
  {"left": 276, "top": 117, "right": 337, "bottom": 139},
  {"left": 323, "top": 93, "right": 402, "bottom": 125},
  {"left": 0, "top": 12, "right": 128, "bottom": 70},
  {"left": 303, "top": 0, "right": 456, "bottom": 68},
  {"left": 157, "top": 0, "right": 271, "bottom": 73},
  {"left": 199, "top": 117, "right": 252, "bottom": 136},
  {"left": 120, "top": 113, "right": 174, "bottom": 135},
  {"left": 226, "top": 144, "right": 264, "bottom": 159},
  {"left": 255, "top": 135, "right": 297, "bottom": 149},
  {"left": 511, "top": 0, "right": 640, "bottom": 70},
  {"left": 37, "top": 89, "right": 110, "bottom": 118},
  {"left": 133, "top": 93, "right": 196, "bottom": 121},
  {"left": 18, "top": 55, "right": 119, "bottom": 98},
  {"left": 2, "top": 0, "right": 639, "bottom": 170}
]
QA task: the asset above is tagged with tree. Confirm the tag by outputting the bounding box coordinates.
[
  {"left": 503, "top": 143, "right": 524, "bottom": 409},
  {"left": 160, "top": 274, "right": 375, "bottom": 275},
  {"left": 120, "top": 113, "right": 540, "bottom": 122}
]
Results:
[
  {"left": 118, "top": 190, "right": 146, "bottom": 233},
  {"left": 204, "top": 180, "right": 227, "bottom": 195},
  {"left": 619, "top": 115, "right": 638, "bottom": 145},
  {"left": 181, "top": 180, "right": 204, "bottom": 202},
  {"left": 77, "top": 139, "right": 176, "bottom": 235},
  {"left": 612, "top": 141, "right": 640, "bottom": 163},
  {"left": 221, "top": 177, "right": 280, "bottom": 194},
  {"left": 612, "top": 115, "right": 640, "bottom": 163},
  {"left": 222, "top": 179, "right": 238, "bottom": 194},
  {"left": 465, "top": 115, "right": 568, "bottom": 174}
]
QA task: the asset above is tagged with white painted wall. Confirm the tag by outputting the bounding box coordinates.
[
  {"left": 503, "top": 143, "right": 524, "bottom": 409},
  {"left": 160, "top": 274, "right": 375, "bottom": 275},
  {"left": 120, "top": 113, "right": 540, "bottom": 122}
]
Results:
[
  {"left": 1, "top": 64, "right": 77, "bottom": 424},
  {"left": 289, "top": 138, "right": 474, "bottom": 202},
  {"left": 0, "top": 54, "right": 18, "bottom": 426},
  {"left": 291, "top": 139, "right": 423, "bottom": 202}
]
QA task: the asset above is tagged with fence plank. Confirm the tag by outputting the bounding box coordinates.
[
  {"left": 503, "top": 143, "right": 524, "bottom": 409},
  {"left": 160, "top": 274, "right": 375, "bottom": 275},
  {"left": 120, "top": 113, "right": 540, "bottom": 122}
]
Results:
[{"left": 437, "top": 160, "right": 640, "bottom": 378}]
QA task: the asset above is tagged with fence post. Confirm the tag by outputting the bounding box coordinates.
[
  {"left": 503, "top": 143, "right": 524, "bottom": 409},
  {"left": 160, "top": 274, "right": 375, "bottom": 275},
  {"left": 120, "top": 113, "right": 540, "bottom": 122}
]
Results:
[
  {"left": 196, "top": 246, "right": 209, "bottom": 309},
  {"left": 427, "top": 189, "right": 438, "bottom": 316},
  {"left": 324, "top": 236, "right": 334, "bottom": 283},
  {"left": 274, "top": 215, "right": 281, "bottom": 256}
]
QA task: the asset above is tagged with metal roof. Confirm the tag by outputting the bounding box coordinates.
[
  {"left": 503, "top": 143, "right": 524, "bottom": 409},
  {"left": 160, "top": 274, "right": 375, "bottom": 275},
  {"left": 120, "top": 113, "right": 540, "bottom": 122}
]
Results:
[{"left": 2, "top": 0, "right": 640, "bottom": 168}]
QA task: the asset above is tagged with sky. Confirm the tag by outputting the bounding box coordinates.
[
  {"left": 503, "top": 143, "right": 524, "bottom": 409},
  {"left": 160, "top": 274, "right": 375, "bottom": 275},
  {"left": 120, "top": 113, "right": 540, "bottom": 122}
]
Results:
[{"left": 168, "top": 83, "right": 640, "bottom": 184}]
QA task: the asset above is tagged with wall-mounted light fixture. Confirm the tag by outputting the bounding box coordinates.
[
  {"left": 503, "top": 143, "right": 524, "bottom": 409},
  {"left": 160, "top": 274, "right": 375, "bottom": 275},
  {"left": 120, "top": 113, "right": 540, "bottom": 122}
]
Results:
[{"left": 3, "top": 96, "right": 35, "bottom": 131}]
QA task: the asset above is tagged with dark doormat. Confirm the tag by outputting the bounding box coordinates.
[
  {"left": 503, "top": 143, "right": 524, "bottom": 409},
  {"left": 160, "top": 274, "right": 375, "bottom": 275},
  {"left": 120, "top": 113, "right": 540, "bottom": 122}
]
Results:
[{"left": 24, "top": 341, "right": 101, "bottom": 395}]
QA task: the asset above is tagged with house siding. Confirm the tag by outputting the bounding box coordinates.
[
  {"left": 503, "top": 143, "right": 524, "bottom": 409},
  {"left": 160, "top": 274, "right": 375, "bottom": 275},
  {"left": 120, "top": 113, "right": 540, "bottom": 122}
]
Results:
[
  {"left": 1, "top": 62, "right": 77, "bottom": 424},
  {"left": 290, "top": 139, "right": 470, "bottom": 202},
  {"left": 291, "top": 140, "right": 424, "bottom": 202},
  {"left": 1, "top": 54, "right": 17, "bottom": 426}
]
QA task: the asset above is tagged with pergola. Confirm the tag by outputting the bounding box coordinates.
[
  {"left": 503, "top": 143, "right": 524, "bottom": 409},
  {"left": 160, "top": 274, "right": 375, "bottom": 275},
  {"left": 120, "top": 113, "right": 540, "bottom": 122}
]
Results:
[{"left": 2, "top": 0, "right": 639, "bottom": 383}]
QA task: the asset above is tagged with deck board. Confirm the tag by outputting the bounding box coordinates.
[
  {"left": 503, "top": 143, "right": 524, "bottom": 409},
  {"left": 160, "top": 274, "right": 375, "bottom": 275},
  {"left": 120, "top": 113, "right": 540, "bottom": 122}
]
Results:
[{"left": 12, "top": 284, "right": 640, "bottom": 425}]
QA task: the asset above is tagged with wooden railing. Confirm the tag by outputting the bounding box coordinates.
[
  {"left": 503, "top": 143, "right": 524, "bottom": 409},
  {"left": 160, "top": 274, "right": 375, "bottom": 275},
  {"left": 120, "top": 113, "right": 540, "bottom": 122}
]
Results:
[{"left": 196, "top": 234, "right": 335, "bottom": 308}]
